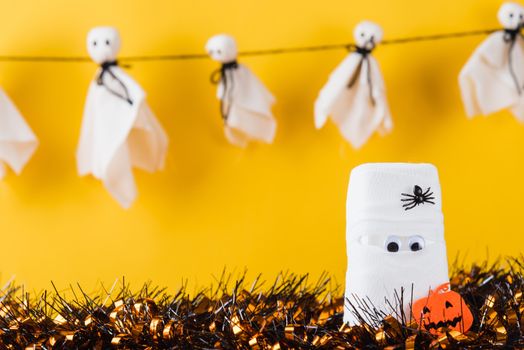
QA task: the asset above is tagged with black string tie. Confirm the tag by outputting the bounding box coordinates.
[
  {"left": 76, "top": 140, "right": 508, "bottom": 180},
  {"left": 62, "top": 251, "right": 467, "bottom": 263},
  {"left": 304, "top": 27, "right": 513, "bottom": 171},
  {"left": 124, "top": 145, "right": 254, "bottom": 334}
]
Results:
[
  {"left": 210, "top": 60, "right": 239, "bottom": 121},
  {"left": 97, "top": 60, "right": 133, "bottom": 105},
  {"left": 346, "top": 42, "right": 376, "bottom": 106},
  {"left": 503, "top": 27, "right": 522, "bottom": 95}
]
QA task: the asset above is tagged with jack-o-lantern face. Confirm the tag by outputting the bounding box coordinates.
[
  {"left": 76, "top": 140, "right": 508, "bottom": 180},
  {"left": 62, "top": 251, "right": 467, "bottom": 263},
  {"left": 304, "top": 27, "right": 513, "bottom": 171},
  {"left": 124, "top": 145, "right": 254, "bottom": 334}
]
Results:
[{"left": 412, "top": 283, "right": 473, "bottom": 334}]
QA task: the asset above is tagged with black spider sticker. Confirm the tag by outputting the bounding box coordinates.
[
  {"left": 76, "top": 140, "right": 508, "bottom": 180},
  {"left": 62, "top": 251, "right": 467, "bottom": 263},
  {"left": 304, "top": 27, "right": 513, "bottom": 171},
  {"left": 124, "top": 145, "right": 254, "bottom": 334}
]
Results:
[{"left": 401, "top": 185, "right": 435, "bottom": 210}]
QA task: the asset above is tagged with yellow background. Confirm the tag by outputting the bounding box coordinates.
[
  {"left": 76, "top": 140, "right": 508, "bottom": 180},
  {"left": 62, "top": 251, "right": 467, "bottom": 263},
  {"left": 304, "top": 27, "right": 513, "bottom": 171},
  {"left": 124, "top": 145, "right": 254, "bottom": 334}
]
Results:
[{"left": 0, "top": 0, "right": 521, "bottom": 291}]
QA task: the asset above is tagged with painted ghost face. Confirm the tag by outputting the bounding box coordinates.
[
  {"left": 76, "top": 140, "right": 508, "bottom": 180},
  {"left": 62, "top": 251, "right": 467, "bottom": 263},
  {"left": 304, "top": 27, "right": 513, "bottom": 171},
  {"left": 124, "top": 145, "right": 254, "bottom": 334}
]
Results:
[
  {"left": 205, "top": 34, "right": 238, "bottom": 63},
  {"left": 353, "top": 21, "right": 384, "bottom": 49},
  {"left": 497, "top": 2, "right": 524, "bottom": 29},
  {"left": 344, "top": 163, "right": 449, "bottom": 325},
  {"left": 87, "top": 27, "right": 121, "bottom": 64}
]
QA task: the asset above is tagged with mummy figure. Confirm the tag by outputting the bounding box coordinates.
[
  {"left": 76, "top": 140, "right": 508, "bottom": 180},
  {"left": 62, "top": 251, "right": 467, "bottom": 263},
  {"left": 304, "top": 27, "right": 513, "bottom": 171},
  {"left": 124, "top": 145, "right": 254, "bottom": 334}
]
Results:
[
  {"left": 0, "top": 90, "right": 38, "bottom": 179},
  {"left": 77, "top": 27, "right": 168, "bottom": 208},
  {"left": 206, "top": 34, "right": 277, "bottom": 147},
  {"left": 344, "top": 163, "right": 449, "bottom": 326},
  {"left": 315, "top": 21, "right": 392, "bottom": 149},
  {"left": 459, "top": 2, "right": 524, "bottom": 121}
]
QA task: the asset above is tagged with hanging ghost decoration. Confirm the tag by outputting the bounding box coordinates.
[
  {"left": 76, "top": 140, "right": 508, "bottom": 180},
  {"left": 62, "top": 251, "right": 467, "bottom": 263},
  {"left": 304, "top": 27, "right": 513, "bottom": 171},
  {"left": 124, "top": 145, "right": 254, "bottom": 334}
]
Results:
[
  {"left": 206, "top": 34, "right": 277, "bottom": 147},
  {"left": 314, "top": 21, "right": 392, "bottom": 149},
  {"left": 344, "top": 163, "right": 450, "bottom": 326},
  {"left": 77, "top": 27, "right": 168, "bottom": 208},
  {"left": 0, "top": 90, "right": 38, "bottom": 179},
  {"left": 459, "top": 2, "right": 524, "bottom": 121}
]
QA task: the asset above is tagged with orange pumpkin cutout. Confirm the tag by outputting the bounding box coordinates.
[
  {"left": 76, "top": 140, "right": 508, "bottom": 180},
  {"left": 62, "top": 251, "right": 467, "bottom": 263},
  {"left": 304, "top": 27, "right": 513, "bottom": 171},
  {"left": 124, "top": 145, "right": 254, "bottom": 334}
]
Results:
[{"left": 412, "top": 283, "right": 473, "bottom": 335}]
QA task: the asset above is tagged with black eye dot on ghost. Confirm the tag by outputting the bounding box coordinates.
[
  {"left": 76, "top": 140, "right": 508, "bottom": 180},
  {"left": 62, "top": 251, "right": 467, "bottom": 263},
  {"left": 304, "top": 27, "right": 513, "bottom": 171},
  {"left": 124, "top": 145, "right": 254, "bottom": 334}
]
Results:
[
  {"left": 510, "top": 12, "right": 514, "bottom": 18},
  {"left": 93, "top": 41, "right": 97, "bottom": 46},
  {"left": 106, "top": 40, "right": 110, "bottom": 46}
]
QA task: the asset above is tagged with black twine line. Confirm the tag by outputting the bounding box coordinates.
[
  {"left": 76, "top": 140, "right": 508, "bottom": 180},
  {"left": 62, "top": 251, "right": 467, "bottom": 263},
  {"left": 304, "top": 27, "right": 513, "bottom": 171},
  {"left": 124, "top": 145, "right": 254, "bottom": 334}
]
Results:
[
  {"left": 0, "top": 28, "right": 501, "bottom": 62},
  {"left": 380, "top": 28, "right": 499, "bottom": 45}
]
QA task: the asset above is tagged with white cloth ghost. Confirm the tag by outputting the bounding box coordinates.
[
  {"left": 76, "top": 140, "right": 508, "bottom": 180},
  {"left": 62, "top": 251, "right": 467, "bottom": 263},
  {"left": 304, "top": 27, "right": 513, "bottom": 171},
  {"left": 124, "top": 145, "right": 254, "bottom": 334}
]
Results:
[
  {"left": 315, "top": 21, "right": 392, "bottom": 149},
  {"left": 206, "top": 34, "right": 276, "bottom": 147},
  {"left": 0, "top": 90, "right": 38, "bottom": 179},
  {"left": 459, "top": 3, "right": 524, "bottom": 121},
  {"left": 77, "top": 27, "right": 168, "bottom": 208},
  {"left": 344, "top": 163, "right": 449, "bottom": 326}
]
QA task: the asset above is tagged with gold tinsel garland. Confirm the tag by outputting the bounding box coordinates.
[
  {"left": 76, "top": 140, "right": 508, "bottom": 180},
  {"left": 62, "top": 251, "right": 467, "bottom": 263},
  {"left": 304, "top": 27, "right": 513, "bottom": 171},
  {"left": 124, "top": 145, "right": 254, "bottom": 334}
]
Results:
[{"left": 0, "top": 258, "right": 523, "bottom": 349}]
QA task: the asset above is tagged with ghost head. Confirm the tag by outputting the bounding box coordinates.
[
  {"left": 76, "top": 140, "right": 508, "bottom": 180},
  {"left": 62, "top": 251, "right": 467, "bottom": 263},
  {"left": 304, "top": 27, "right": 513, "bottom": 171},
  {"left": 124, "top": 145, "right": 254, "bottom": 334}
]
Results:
[
  {"left": 344, "top": 163, "right": 449, "bottom": 325},
  {"left": 87, "top": 27, "right": 121, "bottom": 64},
  {"left": 353, "top": 21, "right": 384, "bottom": 50},
  {"left": 497, "top": 2, "right": 524, "bottom": 30},
  {"left": 205, "top": 34, "right": 238, "bottom": 63}
]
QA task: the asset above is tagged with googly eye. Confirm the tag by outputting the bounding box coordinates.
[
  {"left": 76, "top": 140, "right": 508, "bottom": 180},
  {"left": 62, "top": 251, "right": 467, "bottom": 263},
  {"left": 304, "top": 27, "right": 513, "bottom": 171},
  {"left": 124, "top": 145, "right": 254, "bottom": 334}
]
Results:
[
  {"left": 93, "top": 41, "right": 97, "bottom": 46},
  {"left": 385, "top": 236, "right": 401, "bottom": 253},
  {"left": 106, "top": 40, "right": 110, "bottom": 45},
  {"left": 409, "top": 236, "right": 425, "bottom": 252}
]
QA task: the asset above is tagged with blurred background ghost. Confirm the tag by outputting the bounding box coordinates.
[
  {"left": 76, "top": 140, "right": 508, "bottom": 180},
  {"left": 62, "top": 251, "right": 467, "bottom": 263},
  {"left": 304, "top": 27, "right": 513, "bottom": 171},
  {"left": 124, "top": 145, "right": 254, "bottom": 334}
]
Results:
[
  {"left": 459, "top": 2, "right": 524, "bottom": 121},
  {"left": 206, "top": 34, "right": 277, "bottom": 147},
  {"left": 0, "top": 89, "right": 38, "bottom": 179},
  {"left": 315, "top": 21, "right": 392, "bottom": 149},
  {"left": 77, "top": 26, "right": 168, "bottom": 208}
]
